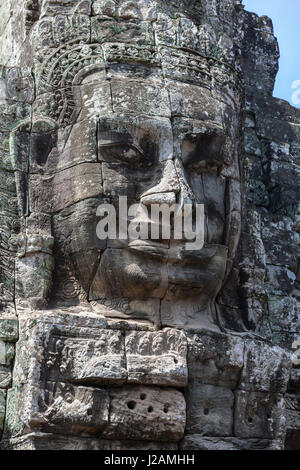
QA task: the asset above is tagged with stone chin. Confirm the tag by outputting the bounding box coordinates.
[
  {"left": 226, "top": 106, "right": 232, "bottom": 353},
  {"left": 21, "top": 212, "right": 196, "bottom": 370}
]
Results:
[{"left": 86, "top": 241, "right": 228, "bottom": 328}]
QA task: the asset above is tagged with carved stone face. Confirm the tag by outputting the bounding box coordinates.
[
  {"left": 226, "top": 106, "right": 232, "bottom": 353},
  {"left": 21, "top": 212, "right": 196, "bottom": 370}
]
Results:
[{"left": 37, "top": 63, "right": 241, "bottom": 329}]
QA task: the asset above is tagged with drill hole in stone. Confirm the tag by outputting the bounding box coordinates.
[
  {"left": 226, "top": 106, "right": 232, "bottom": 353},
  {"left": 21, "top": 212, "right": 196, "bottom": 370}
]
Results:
[
  {"left": 174, "top": 358, "right": 178, "bottom": 364},
  {"left": 163, "top": 405, "right": 169, "bottom": 413},
  {"left": 248, "top": 417, "right": 253, "bottom": 424},
  {"left": 148, "top": 406, "right": 153, "bottom": 413},
  {"left": 204, "top": 408, "right": 209, "bottom": 416},
  {"left": 140, "top": 393, "right": 147, "bottom": 400},
  {"left": 127, "top": 401, "right": 136, "bottom": 410},
  {"left": 87, "top": 408, "right": 93, "bottom": 416}
]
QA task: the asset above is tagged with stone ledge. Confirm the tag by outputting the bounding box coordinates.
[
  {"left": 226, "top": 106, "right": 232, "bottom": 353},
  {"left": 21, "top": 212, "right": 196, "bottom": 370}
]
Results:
[
  {"left": 180, "top": 435, "right": 283, "bottom": 451},
  {"left": 0, "top": 432, "right": 178, "bottom": 450},
  {"left": 4, "top": 383, "right": 186, "bottom": 443}
]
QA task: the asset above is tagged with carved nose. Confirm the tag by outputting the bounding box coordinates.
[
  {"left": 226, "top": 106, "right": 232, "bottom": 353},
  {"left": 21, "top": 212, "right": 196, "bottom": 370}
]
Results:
[
  {"left": 140, "top": 159, "right": 195, "bottom": 208},
  {"left": 141, "top": 191, "right": 176, "bottom": 207},
  {"left": 174, "top": 158, "right": 195, "bottom": 207}
]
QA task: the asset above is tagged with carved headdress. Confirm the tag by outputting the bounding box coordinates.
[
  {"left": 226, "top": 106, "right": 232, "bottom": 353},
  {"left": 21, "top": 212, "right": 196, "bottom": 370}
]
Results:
[{"left": 33, "top": 0, "right": 244, "bottom": 126}]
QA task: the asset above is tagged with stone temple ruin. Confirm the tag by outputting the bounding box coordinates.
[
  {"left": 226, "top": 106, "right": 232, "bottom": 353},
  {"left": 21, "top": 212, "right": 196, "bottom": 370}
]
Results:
[{"left": 0, "top": 0, "right": 299, "bottom": 451}]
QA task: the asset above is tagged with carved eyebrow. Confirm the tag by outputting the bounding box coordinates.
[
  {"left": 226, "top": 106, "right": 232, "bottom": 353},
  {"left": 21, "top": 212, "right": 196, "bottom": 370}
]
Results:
[
  {"left": 98, "top": 129, "right": 132, "bottom": 143},
  {"left": 98, "top": 140, "right": 130, "bottom": 148}
]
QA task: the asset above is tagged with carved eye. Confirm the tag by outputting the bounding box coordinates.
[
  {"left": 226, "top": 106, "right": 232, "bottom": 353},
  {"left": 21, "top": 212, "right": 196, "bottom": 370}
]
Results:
[
  {"left": 98, "top": 128, "right": 157, "bottom": 169},
  {"left": 182, "top": 132, "right": 225, "bottom": 171},
  {"left": 105, "top": 143, "right": 143, "bottom": 165},
  {"left": 99, "top": 142, "right": 154, "bottom": 169}
]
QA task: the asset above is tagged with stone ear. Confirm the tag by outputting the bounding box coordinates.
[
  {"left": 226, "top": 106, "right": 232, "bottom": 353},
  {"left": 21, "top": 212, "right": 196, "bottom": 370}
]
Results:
[
  {"left": 30, "top": 119, "right": 57, "bottom": 171},
  {"left": 10, "top": 120, "right": 31, "bottom": 217},
  {"left": 10, "top": 120, "right": 31, "bottom": 173},
  {"left": 10, "top": 118, "right": 57, "bottom": 216},
  {"left": 10, "top": 118, "right": 57, "bottom": 172}
]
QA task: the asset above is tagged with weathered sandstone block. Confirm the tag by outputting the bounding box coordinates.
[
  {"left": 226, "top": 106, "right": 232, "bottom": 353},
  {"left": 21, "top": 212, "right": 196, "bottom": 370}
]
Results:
[
  {"left": 125, "top": 328, "right": 188, "bottom": 387},
  {"left": 103, "top": 385, "right": 186, "bottom": 442},
  {"left": 234, "top": 390, "right": 286, "bottom": 440},
  {"left": 186, "top": 381, "right": 234, "bottom": 437},
  {"left": 187, "top": 330, "right": 244, "bottom": 389}
]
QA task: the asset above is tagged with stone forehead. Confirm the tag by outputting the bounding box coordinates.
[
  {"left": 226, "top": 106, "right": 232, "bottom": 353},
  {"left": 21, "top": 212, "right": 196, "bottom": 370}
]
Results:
[
  {"left": 35, "top": 44, "right": 241, "bottom": 126},
  {"left": 78, "top": 79, "right": 230, "bottom": 129}
]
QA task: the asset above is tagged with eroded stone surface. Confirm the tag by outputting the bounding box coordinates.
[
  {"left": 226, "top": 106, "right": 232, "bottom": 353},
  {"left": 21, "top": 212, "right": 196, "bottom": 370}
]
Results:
[
  {"left": 0, "top": 389, "right": 6, "bottom": 433},
  {"left": 103, "top": 385, "right": 186, "bottom": 442},
  {"left": 5, "top": 382, "right": 109, "bottom": 438},
  {"left": 187, "top": 330, "right": 244, "bottom": 389},
  {"left": 234, "top": 391, "right": 286, "bottom": 440},
  {"left": 46, "top": 331, "right": 127, "bottom": 385},
  {"left": 125, "top": 328, "right": 188, "bottom": 387},
  {"left": 0, "top": 316, "right": 18, "bottom": 343},
  {"left": 5, "top": 379, "right": 186, "bottom": 442},
  {"left": 186, "top": 382, "right": 234, "bottom": 437},
  {"left": 239, "top": 340, "right": 292, "bottom": 393},
  {"left": 180, "top": 435, "right": 283, "bottom": 451},
  {"left": 0, "top": 433, "right": 178, "bottom": 450}
]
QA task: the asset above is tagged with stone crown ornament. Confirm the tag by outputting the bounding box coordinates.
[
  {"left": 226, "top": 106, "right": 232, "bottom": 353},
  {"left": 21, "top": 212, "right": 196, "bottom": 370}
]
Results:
[{"left": 33, "top": 0, "right": 243, "bottom": 126}]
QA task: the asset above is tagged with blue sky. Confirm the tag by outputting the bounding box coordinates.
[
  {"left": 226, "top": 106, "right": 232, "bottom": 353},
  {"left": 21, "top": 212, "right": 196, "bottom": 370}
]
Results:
[{"left": 243, "top": 0, "right": 300, "bottom": 107}]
